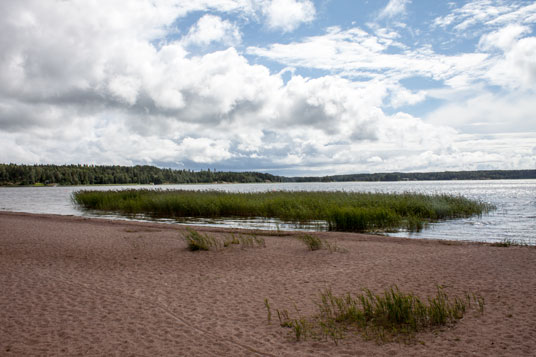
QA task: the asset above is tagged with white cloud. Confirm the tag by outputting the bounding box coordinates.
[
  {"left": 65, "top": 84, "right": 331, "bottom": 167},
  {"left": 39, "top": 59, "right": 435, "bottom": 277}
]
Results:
[
  {"left": 261, "top": 0, "right": 316, "bottom": 32},
  {"left": 483, "top": 35, "right": 536, "bottom": 90},
  {"left": 378, "top": 0, "right": 411, "bottom": 20},
  {"left": 432, "top": 0, "right": 536, "bottom": 33},
  {"left": 0, "top": 0, "right": 534, "bottom": 174},
  {"left": 426, "top": 92, "right": 536, "bottom": 134},
  {"left": 181, "top": 14, "right": 242, "bottom": 47},
  {"left": 107, "top": 75, "right": 142, "bottom": 105},
  {"left": 389, "top": 87, "right": 426, "bottom": 108},
  {"left": 247, "top": 26, "right": 489, "bottom": 86},
  {"left": 478, "top": 24, "right": 531, "bottom": 51}
]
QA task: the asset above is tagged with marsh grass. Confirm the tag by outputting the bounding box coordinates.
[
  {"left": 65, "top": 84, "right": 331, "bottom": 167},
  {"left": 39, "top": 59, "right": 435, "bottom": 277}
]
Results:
[
  {"left": 298, "top": 234, "right": 324, "bottom": 251},
  {"left": 297, "top": 234, "right": 347, "bottom": 253},
  {"left": 182, "top": 228, "right": 221, "bottom": 251},
  {"left": 183, "top": 229, "right": 265, "bottom": 251},
  {"left": 490, "top": 238, "right": 529, "bottom": 247},
  {"left": 74, "top": 189, "right": 493, "bottom": 233},
  {"left": 268, "top": 286, "right": 483, "bottom": 344}
]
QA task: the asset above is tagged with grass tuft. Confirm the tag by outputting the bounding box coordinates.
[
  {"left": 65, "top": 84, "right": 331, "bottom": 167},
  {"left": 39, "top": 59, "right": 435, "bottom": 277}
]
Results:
[
  {"left": 267, "top": 286, "right": 483, "bottom": 344},
  {"left": 297, "top": 234, "right": 347, "bottom": 253},
  {"left": 490, "top": 238, "right": 529, "bottom": 247},
  {"left": 183, "top": 228, "right": 265, "bottom": 251},
  {"left": 298, "top": 234, "right": 324, "bottom": 251},
  {"left": 182, "top": 228, "right": 220, "bottom": 251}
]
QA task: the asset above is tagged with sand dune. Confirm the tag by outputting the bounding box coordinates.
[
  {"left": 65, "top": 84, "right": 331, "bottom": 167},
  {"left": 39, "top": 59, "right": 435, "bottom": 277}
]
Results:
[{"left": 1, "top": 211, "right": 535, "bottom": 356}]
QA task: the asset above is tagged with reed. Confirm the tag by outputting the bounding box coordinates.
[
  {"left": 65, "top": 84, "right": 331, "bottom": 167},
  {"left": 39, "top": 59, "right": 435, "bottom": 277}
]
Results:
[
  {"left": 73, "top": 189, "right": 493, "bottom": 233},
  {"left": 269, "top": 286, "right": 483, "bottom": 344},
  {"left": 183, "top": 229, "right": 265, "bottom": 251},
  {"left": 182, "top": 228, "right": 220, "bottom": 251}
]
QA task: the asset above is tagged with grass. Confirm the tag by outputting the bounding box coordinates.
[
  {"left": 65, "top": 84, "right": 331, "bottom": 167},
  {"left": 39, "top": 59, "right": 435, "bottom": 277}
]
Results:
[
  {"left": 73, "top": 189, "right": 493, "bottom": 233},
  {"left": 490, "top": 238, "right": 530, "bottom": 247},
  {"left": 267, "top": 286, "right": 484, "bottom": 344},
  {"left": 297, "top": 234, "right": 347, "bottom": 253},
  {"left": 298, "top": 234, "right": 324, "bottom": 251},
  {"left": 182, "top": 228, "right": 265, "bottom": 251},
  {"left": 182, "top": 228, "right": 220, "bottom": 251}
]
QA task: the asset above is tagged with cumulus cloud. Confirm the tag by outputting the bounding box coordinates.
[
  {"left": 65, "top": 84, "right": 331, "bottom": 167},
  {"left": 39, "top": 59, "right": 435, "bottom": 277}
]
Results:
[
  {"left": 181, "top": 14, "right": 242, "bottom": 47},
  {"left": 478, "top": 24, "right": 531, "bottom": 51},
  {"left": 0, "top": 0, "right": 534, "bottom": 174},
  {"left": 426, "top": 92, "right": 536, "bottom": 134},
  {"left": 261, "top": 0, "right": 316, "bottom": 32},
  {"left": 482, "top": 34, "right": 536, "bottom": 90}
]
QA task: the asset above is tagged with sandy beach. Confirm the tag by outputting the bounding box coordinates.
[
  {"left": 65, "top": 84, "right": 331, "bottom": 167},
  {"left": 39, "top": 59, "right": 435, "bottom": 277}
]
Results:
[{"left": 1, "top": 211, "right": 535, "bottom": 356}]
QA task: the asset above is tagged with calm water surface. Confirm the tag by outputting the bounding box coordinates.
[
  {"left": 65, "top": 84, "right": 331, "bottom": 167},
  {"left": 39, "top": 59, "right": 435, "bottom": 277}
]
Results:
[{"left": 1, "top": 180, "right": 534, "bottom": 244}]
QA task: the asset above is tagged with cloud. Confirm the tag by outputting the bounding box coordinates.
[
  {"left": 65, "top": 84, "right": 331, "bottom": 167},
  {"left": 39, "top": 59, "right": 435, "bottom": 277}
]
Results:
[
  {"left": 426, "top": 92, "right": 536, "bottom": 134},
  {"left": 377, "top": 0, "right": 411, "bottom": 20},
  {"left": 432, "top": 0, "right": 536, "bottom": 33},
  {"left": 478, "top": 24, "right": 531, "bottom": 51},
  {"left": 247, "top": 26, "right": 489, "bottom": 87},
  {"left": 482, "top": 34, "right": 536, "bottom": 90},
  {"left": 0, "top": 0, "right": 534, "bottom": 175},
  {"left": 261, "top": 0, "right": 316, "bottom": 32},
  {"left": 181, "top": 14, "right": 242, "bottom": 47}
]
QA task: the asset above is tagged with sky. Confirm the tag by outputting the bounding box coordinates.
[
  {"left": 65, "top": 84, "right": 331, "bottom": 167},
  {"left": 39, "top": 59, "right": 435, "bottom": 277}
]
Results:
[{"left": 0, "top": 0, "right": 535, "bottom": 176}]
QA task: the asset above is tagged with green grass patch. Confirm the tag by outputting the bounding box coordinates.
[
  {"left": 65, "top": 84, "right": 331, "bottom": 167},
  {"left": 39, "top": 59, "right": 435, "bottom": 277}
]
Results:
[
  {"left": 267, "top": 286, "right": 483, "bottom": 344},
  {"left": 182, "top": 228, "right": 221, "bottom": 251},
  {"left": 298, "top": 234, "right": 324, "bottom": 251},
  {"left": 182, "top": 228, "right": 265, "bottom": 251},
  {"left": 297, "top": 234, "right": 347, "bottom": 253},
  {"left": 73, "top": 189, "right": 493, "bottom": 233}
]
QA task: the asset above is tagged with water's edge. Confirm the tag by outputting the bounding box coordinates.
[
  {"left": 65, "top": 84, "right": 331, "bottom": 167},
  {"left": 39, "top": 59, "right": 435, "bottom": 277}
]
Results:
[{"left": 1, "top": 180, "right": 535, "bottom": 244}]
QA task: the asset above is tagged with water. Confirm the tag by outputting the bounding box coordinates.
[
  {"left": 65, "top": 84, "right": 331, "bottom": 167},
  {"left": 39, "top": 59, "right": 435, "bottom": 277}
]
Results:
[{"left": 0, "top": 180, "right": 534, "bottom": 244}]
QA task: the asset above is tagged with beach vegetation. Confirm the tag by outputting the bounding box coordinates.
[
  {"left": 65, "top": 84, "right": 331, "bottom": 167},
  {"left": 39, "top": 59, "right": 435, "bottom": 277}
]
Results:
[
  {"left": 268, "top": 286, "right": 484, "bottom": 344},
  {"left": 490, "top": 238, "right": 529, "bottom": 247},
  {"left": 297, "top": 234, "right": 347, "bottom": 253},
  {"left": 182, "top": 228, "right": 220, "bottom": 251},
  {"left": 73, "top": 189, "right": 493, "bottom": 233},
  {"left": 182, "top": 228, "right": 265, "bottom": 251},
  {"left": 298, "top": 234, "right": 324, "bottom": 251}
]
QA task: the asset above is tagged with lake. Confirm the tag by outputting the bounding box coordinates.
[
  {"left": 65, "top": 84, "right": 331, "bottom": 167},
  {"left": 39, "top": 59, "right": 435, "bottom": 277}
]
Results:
[{"left": 1, "top": 180, "right": 534, "bottom": 245}]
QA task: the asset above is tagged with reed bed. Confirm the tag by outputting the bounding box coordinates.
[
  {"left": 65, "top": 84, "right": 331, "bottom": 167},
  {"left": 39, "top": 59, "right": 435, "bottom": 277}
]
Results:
[{"left": 73, "top": 189, "right": 492, "bottom": 233}]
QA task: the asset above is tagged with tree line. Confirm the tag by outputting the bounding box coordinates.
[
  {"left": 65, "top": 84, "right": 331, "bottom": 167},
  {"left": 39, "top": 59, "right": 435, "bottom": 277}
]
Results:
[
  {"left": 0, "top": 164, "right": 283, "bottom": 186},
  {"left": 293, "top": 170, "right": 536, "bottom": 182},
  {"left": 0, "top": 163, "right": 534, "bottom": 186}
]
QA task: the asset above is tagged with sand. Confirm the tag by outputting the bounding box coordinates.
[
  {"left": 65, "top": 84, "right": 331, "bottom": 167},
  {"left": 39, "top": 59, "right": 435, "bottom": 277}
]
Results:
[{"left": 0, "top": 211, "right": 535, "bottom": 356}]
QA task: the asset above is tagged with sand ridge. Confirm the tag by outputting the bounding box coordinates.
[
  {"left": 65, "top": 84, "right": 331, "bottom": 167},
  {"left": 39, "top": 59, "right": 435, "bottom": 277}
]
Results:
[{"left": 1, "top": 211, "right": 535, "bottom": 356}]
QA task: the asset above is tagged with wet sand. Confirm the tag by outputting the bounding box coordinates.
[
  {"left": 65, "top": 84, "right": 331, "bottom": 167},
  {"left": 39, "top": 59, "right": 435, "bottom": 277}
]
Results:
[{"left": 1, "top": 211, "right": 535, "bottom": 356}]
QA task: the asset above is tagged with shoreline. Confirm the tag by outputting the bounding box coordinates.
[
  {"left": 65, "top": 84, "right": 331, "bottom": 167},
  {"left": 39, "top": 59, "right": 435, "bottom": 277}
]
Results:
[
  {"left": 0, "top": 210, "right": 480, "bottom": 246},
  {"left": 1, "top": 211, "right": 535, "bottom": 356}
]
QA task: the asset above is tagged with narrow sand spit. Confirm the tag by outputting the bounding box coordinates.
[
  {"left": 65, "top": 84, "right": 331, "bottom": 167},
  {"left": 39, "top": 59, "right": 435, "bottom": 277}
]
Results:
[{"left": 1, "top": 211, "right": 535, "bottom": 356}]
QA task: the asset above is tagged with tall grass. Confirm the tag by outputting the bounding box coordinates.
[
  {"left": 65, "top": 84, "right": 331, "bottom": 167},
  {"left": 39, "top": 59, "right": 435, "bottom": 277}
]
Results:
[
  {"left": 73, "top": 189, "right": 493, "bottom": 233},
  {"left": 269, "top": 286, "right": 483, "bottom": 344},
  {"left": 182, "top": 228, "right": 265, "bottom": 251}
]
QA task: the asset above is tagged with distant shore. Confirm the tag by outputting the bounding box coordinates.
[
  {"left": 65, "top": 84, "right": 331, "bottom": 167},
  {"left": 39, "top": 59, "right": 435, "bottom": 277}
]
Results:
[
  {"left": 1, "top": 163, "right": 535, "bottom": 186},
  {"left": 1, "top": 211, "right": 535, "bottom": 356}
]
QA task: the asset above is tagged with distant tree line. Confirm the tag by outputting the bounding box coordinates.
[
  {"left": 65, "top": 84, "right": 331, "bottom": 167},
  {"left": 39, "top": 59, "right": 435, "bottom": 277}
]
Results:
[
  {"left": 291, "top": 170, "right": 536, "bottom": 182},
  {"left": 0, "top": 164, "right": 534, "bottom": 186},
  {"left": 0, "top": 164, "right": 283, "bottom": 186}
]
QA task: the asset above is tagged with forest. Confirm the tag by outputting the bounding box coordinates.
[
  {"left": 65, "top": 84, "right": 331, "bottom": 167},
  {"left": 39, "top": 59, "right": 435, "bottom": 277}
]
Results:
[
  {"left": 294, "top": 169, "right": 536, "bottom": 182},
  {"left": 0, "top": 164, "right": 283, "bottom": 186},
  {"left": 0, "top": 163, "right": 534, "bottom": 186}
]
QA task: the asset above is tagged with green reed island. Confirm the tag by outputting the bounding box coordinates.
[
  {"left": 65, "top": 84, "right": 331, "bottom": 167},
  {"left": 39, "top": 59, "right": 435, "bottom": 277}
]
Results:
[{"left": 73, "top": 189, "right": 493, "bottom": 233}]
